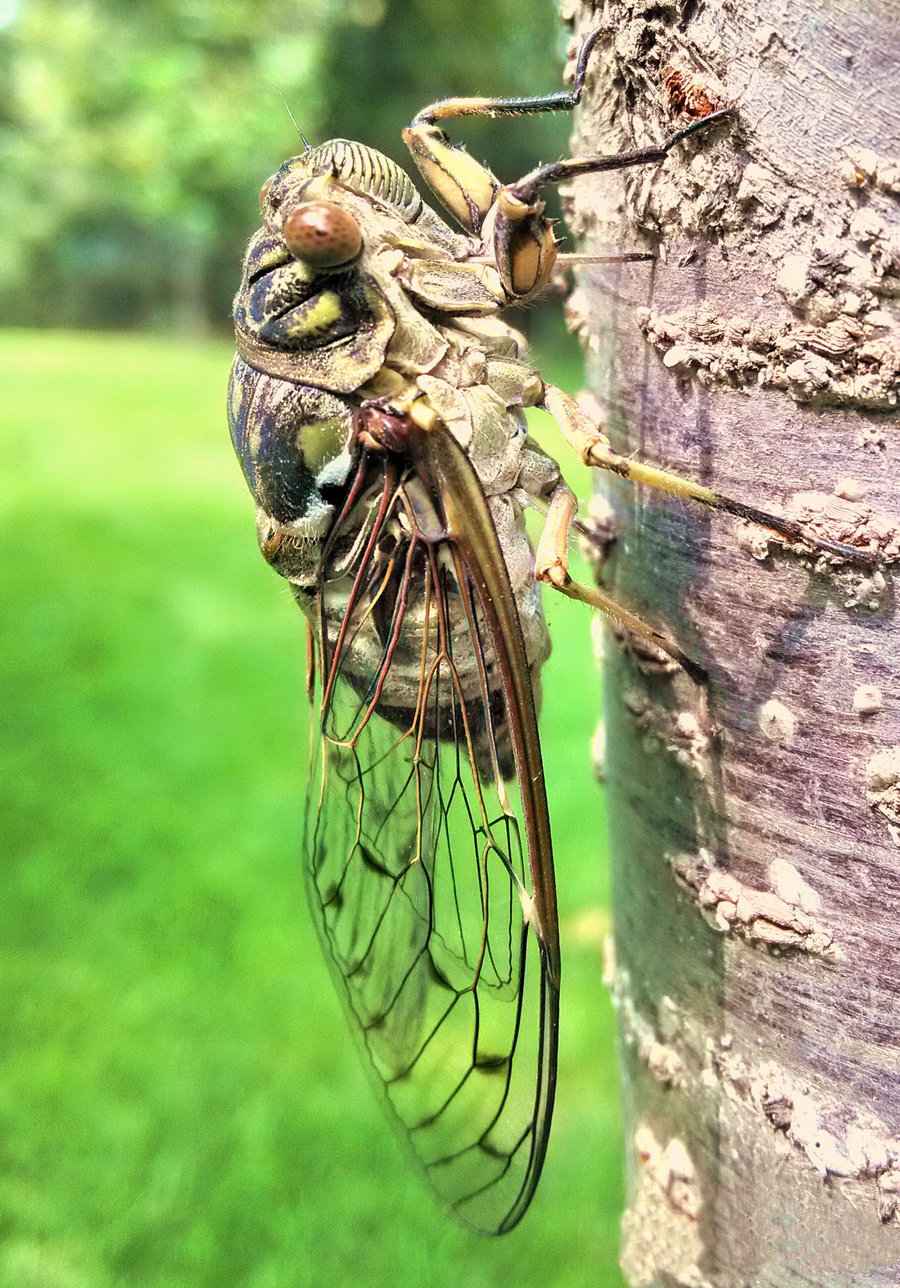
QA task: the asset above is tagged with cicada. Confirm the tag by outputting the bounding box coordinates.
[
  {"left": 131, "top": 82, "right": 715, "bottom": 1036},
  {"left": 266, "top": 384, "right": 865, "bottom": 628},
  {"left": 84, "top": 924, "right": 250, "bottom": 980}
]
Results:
[{"left": 228, "top": 31, "right": 864, "bottom": 1234}]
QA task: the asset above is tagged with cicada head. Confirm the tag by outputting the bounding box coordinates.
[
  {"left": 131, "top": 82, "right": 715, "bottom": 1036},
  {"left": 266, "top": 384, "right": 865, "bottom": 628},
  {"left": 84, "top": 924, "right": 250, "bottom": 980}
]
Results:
[
  {"left": 234, "top": 138, "right": 467, "bottom": 397},
  {"left": 233, "top": 144, "right": 422, "bottom": 396}
]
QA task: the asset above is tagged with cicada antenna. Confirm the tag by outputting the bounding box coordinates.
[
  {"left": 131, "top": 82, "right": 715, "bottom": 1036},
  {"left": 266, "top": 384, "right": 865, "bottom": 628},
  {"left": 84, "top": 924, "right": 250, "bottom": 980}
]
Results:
[{"left": 270, "top": 83, "right": 313, "bottom": 151}]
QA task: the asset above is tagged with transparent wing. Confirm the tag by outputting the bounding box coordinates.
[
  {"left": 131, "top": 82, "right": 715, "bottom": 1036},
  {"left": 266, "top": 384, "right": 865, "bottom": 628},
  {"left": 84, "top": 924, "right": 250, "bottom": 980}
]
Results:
[{"left": 303, "top": 437, "right": 559, "bottom": 1234}]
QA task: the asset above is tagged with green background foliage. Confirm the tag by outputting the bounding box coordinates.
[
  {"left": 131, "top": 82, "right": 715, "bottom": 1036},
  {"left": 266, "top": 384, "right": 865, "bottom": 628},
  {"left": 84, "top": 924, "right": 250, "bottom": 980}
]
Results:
[
  {"left": 1, "top": 1, "right": 625, "bottom": 1283},
  {"left": 2, "top": 0, "right": 576, "bottom": 332}
]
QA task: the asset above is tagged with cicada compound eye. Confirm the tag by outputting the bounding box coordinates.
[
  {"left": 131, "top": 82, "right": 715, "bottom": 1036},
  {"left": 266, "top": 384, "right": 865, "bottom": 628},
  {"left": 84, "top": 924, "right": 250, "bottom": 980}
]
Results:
[{"left": 281, "top": 201, "right": 363, "bottom": 268}]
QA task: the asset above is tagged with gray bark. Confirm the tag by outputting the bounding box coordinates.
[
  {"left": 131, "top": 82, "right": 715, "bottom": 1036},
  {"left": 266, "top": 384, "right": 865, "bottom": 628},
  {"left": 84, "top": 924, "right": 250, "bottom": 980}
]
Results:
[{"left": 561, "top": 1, "right": 900, "bottom": 1283}]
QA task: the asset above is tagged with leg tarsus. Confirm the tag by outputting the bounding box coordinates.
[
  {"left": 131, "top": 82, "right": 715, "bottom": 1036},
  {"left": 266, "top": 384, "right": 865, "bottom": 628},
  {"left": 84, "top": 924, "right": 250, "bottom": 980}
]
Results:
[
  {"left": 409, "top": 27, "right": 605, "bottom": 129},
  {"left": 509, "top": 109, "right": 733, "bottom": 206},
  {"left": 546, "top": 571, "right": 707, "bottom": 686}
]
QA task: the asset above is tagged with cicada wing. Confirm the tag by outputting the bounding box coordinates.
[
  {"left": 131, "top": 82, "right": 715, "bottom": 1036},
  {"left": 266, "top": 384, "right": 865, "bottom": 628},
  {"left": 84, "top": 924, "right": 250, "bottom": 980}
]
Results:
[{"left": 303, "top": 441, "right": 559, "bottom": 1235}]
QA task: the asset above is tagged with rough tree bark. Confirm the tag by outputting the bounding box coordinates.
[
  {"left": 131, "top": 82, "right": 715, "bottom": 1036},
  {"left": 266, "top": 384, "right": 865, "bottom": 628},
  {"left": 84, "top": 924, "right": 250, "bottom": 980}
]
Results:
[{"left": 560, "top": 1, "right": 900, "bottom": 1283}]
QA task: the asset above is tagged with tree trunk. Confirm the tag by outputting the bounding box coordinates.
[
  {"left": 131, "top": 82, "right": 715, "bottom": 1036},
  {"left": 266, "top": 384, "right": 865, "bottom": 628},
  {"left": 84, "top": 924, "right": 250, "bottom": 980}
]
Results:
[{"left": 562, "top": 1, "right": 900, "bottom": 1282}]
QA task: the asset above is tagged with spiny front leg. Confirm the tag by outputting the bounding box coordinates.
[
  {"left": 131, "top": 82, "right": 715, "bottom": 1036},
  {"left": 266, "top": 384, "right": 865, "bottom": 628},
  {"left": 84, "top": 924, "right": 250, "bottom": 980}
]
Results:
[
  {"left": 402, "top": 28, "right": 605, "bottom": 237},
  {"left": 402, "top": 27, "right": 731, "bottom": 302},
  {"left": 540, "top": 384, "right": 879, "bottom": 566},
  {"left": 402, "top": 29, "right": 611, "bottom": 298}
]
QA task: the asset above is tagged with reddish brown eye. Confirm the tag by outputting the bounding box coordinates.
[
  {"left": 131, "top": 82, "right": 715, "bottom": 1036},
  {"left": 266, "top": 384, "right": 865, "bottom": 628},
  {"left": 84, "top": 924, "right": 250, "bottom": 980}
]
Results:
[
  {"left": 281, "top": 202, "right": 362, "bottom": 268},
  {"left": 258, "top": 176, "right": 274, "bottom": 211}
]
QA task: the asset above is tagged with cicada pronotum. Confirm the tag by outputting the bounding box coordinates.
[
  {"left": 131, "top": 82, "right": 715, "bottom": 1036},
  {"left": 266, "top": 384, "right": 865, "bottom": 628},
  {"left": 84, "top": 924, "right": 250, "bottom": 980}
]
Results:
[{"left": 228, "top": 31, "right": 869, "bottom": 1234}]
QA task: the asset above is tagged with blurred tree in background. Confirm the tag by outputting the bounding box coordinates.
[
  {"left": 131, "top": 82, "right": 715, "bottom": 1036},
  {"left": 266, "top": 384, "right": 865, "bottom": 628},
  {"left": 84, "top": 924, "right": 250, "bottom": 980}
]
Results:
[{"left": 1, "top": 0, "right": 571, "bottom": 334}]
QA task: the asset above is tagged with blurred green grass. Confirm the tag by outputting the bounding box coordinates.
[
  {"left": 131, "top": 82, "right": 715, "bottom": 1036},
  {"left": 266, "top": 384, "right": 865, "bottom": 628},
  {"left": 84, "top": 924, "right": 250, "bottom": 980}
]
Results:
[{"left": 0, "top": 330, "right": 624, "bottom": 1288}]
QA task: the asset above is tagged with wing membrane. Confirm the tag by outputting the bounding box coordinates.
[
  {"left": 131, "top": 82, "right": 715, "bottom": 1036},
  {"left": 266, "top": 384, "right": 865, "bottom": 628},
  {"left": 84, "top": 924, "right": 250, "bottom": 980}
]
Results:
[{"left": 304, "top": 431, "right": 559, "bottom": 1234}]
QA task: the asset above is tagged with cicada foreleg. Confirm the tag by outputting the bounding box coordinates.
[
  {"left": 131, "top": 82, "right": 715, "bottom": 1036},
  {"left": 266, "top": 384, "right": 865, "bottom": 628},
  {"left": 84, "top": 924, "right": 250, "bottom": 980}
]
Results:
[
  {"left": 401, "top": 30, "right": 599, "bottom": 232},
  {"left": 402, "top": 27, "right": 731, "bottom": 299}
]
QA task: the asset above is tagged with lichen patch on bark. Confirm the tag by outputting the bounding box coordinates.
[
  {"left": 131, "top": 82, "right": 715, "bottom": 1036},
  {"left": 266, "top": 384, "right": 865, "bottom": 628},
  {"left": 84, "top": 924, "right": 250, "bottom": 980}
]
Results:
[
  {"left": 621, "top": 1123, "right": 708, "bottom": 1288},
  {"left": 864, "top": 746, "right": 900, "bottom": 845},
  {"left": 852, "top": 683, "right": 883, "bottom": 716},
  {"left": 621, "top": 687, "right": 711, "bottom": 775},
  {"left": 758, "top": 698, "right": 796, "bottom": 745},
  {"left": 637, "top": 303, "right": 900, "bottom": 410},
  {"left": 612, "top": 967, "right": 686, "bottom": 1088},
  {"left": 615, "top": 979, "right": 900, "bottom": 1226},
  {"left": 672, "top": 849, "right": 839, "bottom": 958},
  {"left": 714, "top": 1048, "right": 900, "bottom": 1221},
  {"left": 839, "top": 148, "right": 900, "bottom": 198}
]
